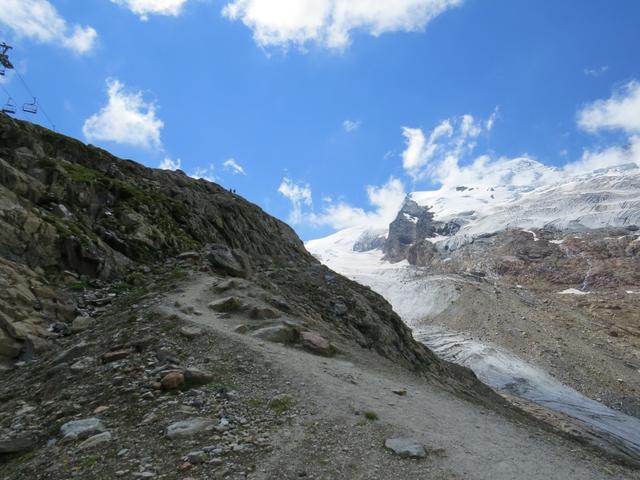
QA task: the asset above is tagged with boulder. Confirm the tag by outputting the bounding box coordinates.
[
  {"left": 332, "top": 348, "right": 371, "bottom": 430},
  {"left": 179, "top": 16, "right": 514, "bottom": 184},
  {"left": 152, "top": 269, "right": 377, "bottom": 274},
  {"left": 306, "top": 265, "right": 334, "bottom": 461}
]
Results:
[
  {"left": 208, "top": 297, "right": 245, "bottom": 313},
  {"left": 300, "top": 331, "right": 334, "bottom": 357},
  {"left": 384, "top": 438, "right": 426, "bottom": 458},
  {"left": 207, "top": 244, "right": 251, "bottom": 278},
  {"left": 251, "top": 325, "right": 298, "bottom": 344}
]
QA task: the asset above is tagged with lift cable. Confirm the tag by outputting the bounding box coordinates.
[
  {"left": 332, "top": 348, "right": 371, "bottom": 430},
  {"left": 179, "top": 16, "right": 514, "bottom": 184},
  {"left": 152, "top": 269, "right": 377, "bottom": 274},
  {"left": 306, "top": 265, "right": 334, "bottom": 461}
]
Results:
[{"left": 14, "top": 69, "right": 56, "bottom": 131}]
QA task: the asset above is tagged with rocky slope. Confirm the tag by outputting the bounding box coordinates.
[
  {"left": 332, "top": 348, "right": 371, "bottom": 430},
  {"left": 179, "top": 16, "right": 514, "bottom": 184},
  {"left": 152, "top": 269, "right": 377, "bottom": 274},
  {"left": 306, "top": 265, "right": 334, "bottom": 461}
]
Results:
[
  {"left": 0, "top": 112, "right": 468, "bottom": 380},
  {"left": 1, "top": 114, "right": 555, "bottom": 479}
]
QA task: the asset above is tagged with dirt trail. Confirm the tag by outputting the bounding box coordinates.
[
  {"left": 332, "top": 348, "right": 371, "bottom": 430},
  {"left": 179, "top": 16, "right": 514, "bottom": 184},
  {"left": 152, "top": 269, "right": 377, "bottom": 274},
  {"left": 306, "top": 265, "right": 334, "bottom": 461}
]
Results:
[{"left": 161, "top": 274, "right": 639, "bottom": 480}]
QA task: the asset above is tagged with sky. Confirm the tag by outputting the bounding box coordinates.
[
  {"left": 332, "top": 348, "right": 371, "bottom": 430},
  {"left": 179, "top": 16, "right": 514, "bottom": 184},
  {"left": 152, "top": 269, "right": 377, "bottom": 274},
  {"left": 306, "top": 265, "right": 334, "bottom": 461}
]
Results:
[{"left": 0, "top": 0, "right": 639, "bottom": 240}]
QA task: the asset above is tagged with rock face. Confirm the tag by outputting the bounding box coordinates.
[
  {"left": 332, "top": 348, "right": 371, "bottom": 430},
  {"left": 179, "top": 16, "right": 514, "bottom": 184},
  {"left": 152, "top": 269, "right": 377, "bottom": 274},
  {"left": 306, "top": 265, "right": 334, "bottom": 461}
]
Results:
[{"left": 383, "top": 199, "right": 458, "bottom": 263}]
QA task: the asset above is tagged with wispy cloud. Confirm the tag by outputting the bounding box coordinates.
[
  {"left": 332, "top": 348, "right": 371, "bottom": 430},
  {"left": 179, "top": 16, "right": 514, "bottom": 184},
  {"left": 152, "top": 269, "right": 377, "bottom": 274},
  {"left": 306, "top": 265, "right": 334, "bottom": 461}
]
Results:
[
  {"left": 584, "top": 66, "right": 609, "bottom": 77},
  {"left": 83, "top": 79, "right": 164, "bottom": 149},
  {"left": 0, "top": 0, "right": 97, "bottom": 54},
  {"left": 278, "top": 177, "right": 313, "bottom": 224},
  {"left": 223, "top": 158, "right": 246, "bottom": 175},
  {"left": 222, "top": 0, "right": 462, "bottom": 51},
  {"left": 159, "top": 157, "right": 181, "bottom": 170},
  {"left": 110, "top": 0, "right": 190, "bottom": 20},
  {"left": 343, "top": 119, "right": 361, "bottom": 133},
  {"left": 190, "top": 164, "right": 217, "bottom": 182}
]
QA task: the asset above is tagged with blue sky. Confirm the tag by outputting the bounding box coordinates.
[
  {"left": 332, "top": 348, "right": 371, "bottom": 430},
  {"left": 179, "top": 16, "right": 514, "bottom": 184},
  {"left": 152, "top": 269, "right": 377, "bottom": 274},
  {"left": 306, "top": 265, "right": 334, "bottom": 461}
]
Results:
[{"left": 1, "top": 0, "right": 639, "bottom": 240}]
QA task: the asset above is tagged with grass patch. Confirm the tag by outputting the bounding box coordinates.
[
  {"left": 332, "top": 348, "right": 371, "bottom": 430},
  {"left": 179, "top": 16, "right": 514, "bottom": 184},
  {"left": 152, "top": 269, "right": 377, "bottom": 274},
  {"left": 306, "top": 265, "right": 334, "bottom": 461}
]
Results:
[
  {"left": 268, "top": 394, "right": 296, "bottom": 416},
  {"left": 364, "top": 411, "right": 378, "bottom": 421}
]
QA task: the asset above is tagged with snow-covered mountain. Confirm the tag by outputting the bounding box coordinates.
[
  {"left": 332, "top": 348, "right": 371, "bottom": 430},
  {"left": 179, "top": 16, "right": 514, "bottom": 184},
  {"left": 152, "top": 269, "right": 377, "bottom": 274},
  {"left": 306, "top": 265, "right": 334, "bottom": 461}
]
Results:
[{"left": 308, "top": 160, "right": 640, "bottom": 269}]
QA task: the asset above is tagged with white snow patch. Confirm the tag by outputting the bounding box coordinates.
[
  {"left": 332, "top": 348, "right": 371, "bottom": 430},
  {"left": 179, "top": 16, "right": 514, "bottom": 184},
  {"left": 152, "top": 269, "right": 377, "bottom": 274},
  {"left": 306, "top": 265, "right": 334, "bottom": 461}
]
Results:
[{"left": 558, "top": 288, "right": 590, "bottom": 295}]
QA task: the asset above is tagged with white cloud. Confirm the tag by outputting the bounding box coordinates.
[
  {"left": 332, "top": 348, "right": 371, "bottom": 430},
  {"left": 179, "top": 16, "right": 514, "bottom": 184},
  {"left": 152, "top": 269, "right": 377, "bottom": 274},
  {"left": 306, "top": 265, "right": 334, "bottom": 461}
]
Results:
[
  {"left": 159, "top": 157, "right": 181, "bottom": 170},
  {"left": 578, "top": 80, "right": 640, "bottom": 134},
  {"left": 278, "top": 177, "right": 313, "bottom": 224},
  {"left": 343, "top": 119, "right": 361, "bottom": 132},
  {"left": 309, "top": 177, "right": 407, "bottom": 230},
  {"left": 110, "top": 0, "right": 189, "bottom": 20},
  {"left": 190, "top": 164, "right": 217, "bottom": 182},
  {"left": 401, "top": 113, "right": 488, "bottom": 180},
  {"left": 222, "top": 0, "right": 462, "bottom": 50},
  {"left": 0, "top": 0, "right": 97, "bottom": 54},
  {"left": 83, "top": 79, "right": 164, "bottom": 149},
  {"left": 584, "top": 66, "right": 609, "bottom": 77},
  {"left": 223, "top": 158, "right": 246, "bottom": 175}
]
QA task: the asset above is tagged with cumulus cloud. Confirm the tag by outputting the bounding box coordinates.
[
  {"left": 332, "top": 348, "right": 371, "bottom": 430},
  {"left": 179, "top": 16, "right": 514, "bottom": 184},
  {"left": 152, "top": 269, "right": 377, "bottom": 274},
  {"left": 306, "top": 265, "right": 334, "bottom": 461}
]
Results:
[
  {"left": 0, "top": 0, "right": 97, "bottom": 54},
  {"left": 159, "top": 157, "right": 181, "bottom": 170},
  {"left": 222, "top": 0, "right": 462, "bottom": 50},
  {"left": 278, "top": 177, "right": 313, "bottom": 224},
  {"left": 401, "top": 113, "right": 488, "bottom": 181},
  {"left": 83, "top": 79, "right": 164, "bottom": 149},
  {"left": 223, "top": 158, "right": 246, "bottom": 175},
  {"left": 110, "top": 0, "right": 189, "bottom": 20},
  {"left": 309, "top": 177, "right": 407, "bottom": 230},
  {"left": 578, "top": 80, "right": 640, "bottom": 134},
  {"left": 343, "top": 119, "right": 361, "bottom": 132}
]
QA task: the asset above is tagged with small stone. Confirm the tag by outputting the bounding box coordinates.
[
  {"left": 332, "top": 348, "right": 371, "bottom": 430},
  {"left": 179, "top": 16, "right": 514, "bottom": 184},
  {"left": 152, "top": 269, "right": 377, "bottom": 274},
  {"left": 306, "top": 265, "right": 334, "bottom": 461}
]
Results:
[
  {"left": 101, "top": 349, "right": 131, "bottom": 363},
  {"left": 71, "top": 316, "right": 94, "bottom": 333},
  {"left": 185, "top": 450, "right": 206, "bottom": 464},
  {"left": 93, "top": 405, "right": 110, "bottom": 414},
  {"left": 392, "top": 389, "right": 407, "bottom": 396},
  {"left": 384, "top": 438, "right": 426, "bottom": 458},
  {"left": 179, "top": 326, "right": 202, "bottom": 339},
  {"left": 78, "top": 431, "right": 112, "bottom": 450},
  {"left": 166, "top": 418, "right": 217, "bottom": 439},
  {"left": 234, "top": 325, "right": 250, "bottom": 334},
  {"left": 208, "top": 297, "right": 244, "bottom": 313},
  {"left": 161, "top": 371, "right": 185, "bottom": 390},
  {"left": 60, "top": 418, "right": 106, "bottom": 441}
]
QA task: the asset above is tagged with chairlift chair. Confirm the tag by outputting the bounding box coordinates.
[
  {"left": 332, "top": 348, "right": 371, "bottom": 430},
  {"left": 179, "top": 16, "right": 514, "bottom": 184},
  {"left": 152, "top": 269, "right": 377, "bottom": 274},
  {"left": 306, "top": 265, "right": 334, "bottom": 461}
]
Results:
[
  {"left": 23, "top": 97, "right": 37, "bottom": 114},
  {"left": 2, "top": 97, "right": 16, "bottom": 115}
]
